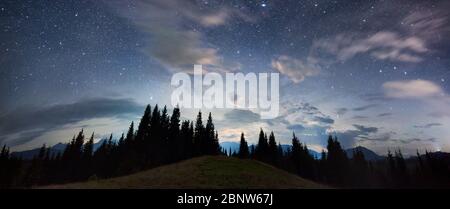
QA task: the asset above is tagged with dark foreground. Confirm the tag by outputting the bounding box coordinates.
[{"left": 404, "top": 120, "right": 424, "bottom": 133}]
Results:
[{"left": 43, "top": 156, "right": 325, "bottom": 189}]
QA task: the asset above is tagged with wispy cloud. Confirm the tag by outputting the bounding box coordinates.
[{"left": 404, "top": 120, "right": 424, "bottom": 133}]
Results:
[
  {"left": 397, "top": 137, "right": 437, "bottom": 144},
  {"left": 0, "top": 97, "right": 143, "bottom": 146},
  {"left": 271, "top": 55, "right": 320, "bottom": 84},
  {"left": 413, "top": 123, "right": 442, "bottom": 129},
  {"left": 353, "top": 124, "right": 378, "bottom": 133},
  {"left": 313, "top": 31, "right": 428, "bottom": 63},
  {"left": 377, "top": 113, "right": 392, "bottom": 117},
  {"left": 222, "top": 109, "right": 261, "bottom": 124},
  {"left": 332, "top": 124, "right": 379, "bottom": 148},
  {"left": 310, "top": 4, "right": 449, "bottom": 64},
  {"left": 336, "top": 108, "right": 348, "bottom": 116},
  {"left": 352, "top": 104, "right": 378, "bottom": 111},
  {"left": 107, "top": 0, "right": 253, "bottom": 73},
  {"left": 383, "top": 80, "right": 444, "bottom": 99},
  {"left": 313, "top": 116, "right": 334, "bottom": 124}
]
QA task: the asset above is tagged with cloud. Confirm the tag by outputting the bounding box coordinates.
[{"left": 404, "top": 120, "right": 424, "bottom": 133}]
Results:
[
  {"left": 332, "top": 124, "right": 379, "bottom": 148},
  {"left": 377, "top": 113, "right": 392, "bottom": 117},
  {"left": 150, "top": 30, "right": 220, "bottom": 71},
  {"left": 287, "top": 124, "right": 305, "bottom": 133},
  {"left": 363, "top": 132, "right": 394, "bottom": 142},
  {"left": 271, "top": 55, "right": 320, "bottom": 83},
  {"left": 219, "top": 128, "right": 242, "bottom": 141},
  {"left": 352, "top": 104, "right": 378, "bottom": 111},
  {"left": 381, "top": 80, "right": 450, "bottom": 118},
  {"left": 333, "top": 130, "right": 364, "bottom": 148},
  {"left": 402, "top": 9, "right": 450, "bottom": 46},
  {"left": 414, "top": 123, "right": 442, "bottom": 129},
  {"left": 353, "top": 124, "right": 378, "bottom": 134},
  {"left": 360, "top": 93, "right": 393, "bottom": 102},
  {"left": 107, "top": 0, "right": 252, "bottom": 73},
  {"left": 283, "top": 102, "right": 335, "bottom": 127},
  {"left": 288, "top": 102, "right": 321, "bottom": 115},
  {"left": 194, "top": 8, "right": 253, "bottom": 27},
  {"left": 309, "top": 3, "right": 449, "bottom": 64},
  {"left": 382, "top": 80, "right": 444, "bottom": 99},
  {"left": 336, "top": 108, "right": 348, "bottom": 116},
  {"left": 397, "top": 137, "right": 437, "bottom": 144},
  {"left": 313, "top": 116, "right": 334, "bottom": 124},
  {"left": 313, "top": 31, "right": 427, "bottom": 63},
  {"left": 223, "top": 109, "right": 260, "bottom": 124},
  {"left": 428, "top": 111, "right": 450, "bottom": 118},
  {"left": 0, "top": 97, "right": 143, "bottom": 146},
  {"left": 352, "top": 115, "right": 369, "bottom": 120}
]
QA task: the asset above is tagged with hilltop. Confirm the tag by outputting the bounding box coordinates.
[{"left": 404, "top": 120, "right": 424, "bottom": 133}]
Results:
[{"left": 45, "top": 156, "right": 325, "bottom": 189}]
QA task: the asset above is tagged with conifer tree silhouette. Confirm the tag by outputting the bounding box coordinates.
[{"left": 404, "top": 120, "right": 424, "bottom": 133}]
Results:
[{"left": 238, "top": 133, "right": 249, "bottom": 159}]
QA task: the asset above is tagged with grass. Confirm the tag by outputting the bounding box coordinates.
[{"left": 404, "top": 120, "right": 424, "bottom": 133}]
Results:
[{"left": 44, "top": 156, "right": 326, "bottom": 189}]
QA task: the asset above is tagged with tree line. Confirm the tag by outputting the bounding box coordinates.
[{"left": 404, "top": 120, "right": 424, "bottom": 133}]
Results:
[
  {"left": 0, "top": 105, "right": 220, "bottom": 188},
  {"left": 1, "top": 105, "right": 450, "bottom": 188},
  {"left": 233, "top": 131, "right": 450, "bottom": 188}
]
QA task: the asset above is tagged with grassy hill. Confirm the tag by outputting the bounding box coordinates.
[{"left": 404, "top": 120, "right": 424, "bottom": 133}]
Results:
[{"left": 44, "top": 156, "right": 326, "bottom": 189}]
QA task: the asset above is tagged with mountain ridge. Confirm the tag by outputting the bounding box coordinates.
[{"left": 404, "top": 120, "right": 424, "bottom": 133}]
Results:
[
  {"left": 11, "top": 139, "right": 106, "bottom": 159},
  {"left": 220, "top": 142, "right": 387, "bottom": 161}
]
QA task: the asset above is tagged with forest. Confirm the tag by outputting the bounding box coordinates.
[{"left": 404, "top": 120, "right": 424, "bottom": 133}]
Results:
[{"left": 1, "top": 105, "right": 449, "bottom": 188}]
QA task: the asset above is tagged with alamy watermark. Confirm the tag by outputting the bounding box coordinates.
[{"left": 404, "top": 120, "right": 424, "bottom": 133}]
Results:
[{"left": 171, "top": 65, "right": 279, "bottom": 119}]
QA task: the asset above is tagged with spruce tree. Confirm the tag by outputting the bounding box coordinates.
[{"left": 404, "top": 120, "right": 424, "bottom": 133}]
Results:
[
  {"left": 268, "top": 131, "right": 277, "bottom": 164},
  {"left": 168, "top": 106, "right": 181, "bottom": 161},
  {"left": 238, "top": 133, "right": 249, "bottom": 158},
  {"left": 256, "top": 128, "right": 268, "bottom": 161},
  {"left": 194, "top": 111, "right": 204, "bottom": 156}
]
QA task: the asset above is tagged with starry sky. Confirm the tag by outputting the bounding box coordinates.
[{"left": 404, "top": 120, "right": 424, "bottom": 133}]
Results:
[{"left": 1, "top": 0, "right": 449, "bottom": 155}]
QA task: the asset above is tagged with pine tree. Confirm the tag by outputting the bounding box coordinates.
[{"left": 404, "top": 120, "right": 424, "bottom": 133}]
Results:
[
  {"left": 168, "top": 106, "right": 181, "bottom": 162},
  {"left": 194, "top": 111, "right": 204, "bottom": 156},
  {"left": 213, "top": 131, "right": 220, "bottom": 154},
  {"left": 291, "top": 133, "right": 303, "bottom": 176},
  {"left": 83, "top": 133, "right": 94, "bottom": 159},
  {"left": 148, "top": 105, "right": 161, "bottom": 165},
  {"left": 204, "top": 113, "right": 219, "bottom": 155},
  {"left": 180, "top": 120, "right": 193, "bottom": 159},
  {"left": 160, "top": 106, "right": 170, "bottom": 161},
  {"left": 136, "top": 105, "right": 152, "bottom": 142},
  {"left": 135, "top": 105, "right": 152, "bottom": 165},
  {"left": 125, "top": 122, "right": 135, "bottom": 143},
  {"left": 325, "top": 135, "right": 349, "bottom": 184},
  {"left": 81, "top": 132, "right": 94, "bottom": 179},
  {"left": 268, "top": 131, "right": 277, "bottom": 164},
  {"left": 238, "top": 133, "right": 249, "bottom": 158},
  {"left": 255, "top": 128, "right": 268, "bottom": 161}
]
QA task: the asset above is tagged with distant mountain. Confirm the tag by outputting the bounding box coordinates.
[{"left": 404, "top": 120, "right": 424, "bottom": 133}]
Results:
[
  {"left": 345, "top": 146, "right": 383, "bottom": 161},
  {"left": 94, "top": 138, "right": 107, "bottom": 151},
  {"left": 11, "top": 143, "right": 66, "bottom": 160},
  {"left": 219, "top": 141, "right": 240, "bottom": 153},
  {"left": 219, "top": 142, "right": 321, "bottom": 159},
  {"left": 11, "top": 139, "right": 106, "bottom": 160}
]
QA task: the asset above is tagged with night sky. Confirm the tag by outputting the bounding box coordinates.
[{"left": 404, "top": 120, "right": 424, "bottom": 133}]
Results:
[{"left": 1, "top": 0, "right": 449, "bottom": 155}]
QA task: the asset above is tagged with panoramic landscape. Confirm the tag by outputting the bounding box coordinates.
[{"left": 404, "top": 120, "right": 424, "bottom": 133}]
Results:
[{"left": 1, "top": 0, "right": 450, "bottom": 190}]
